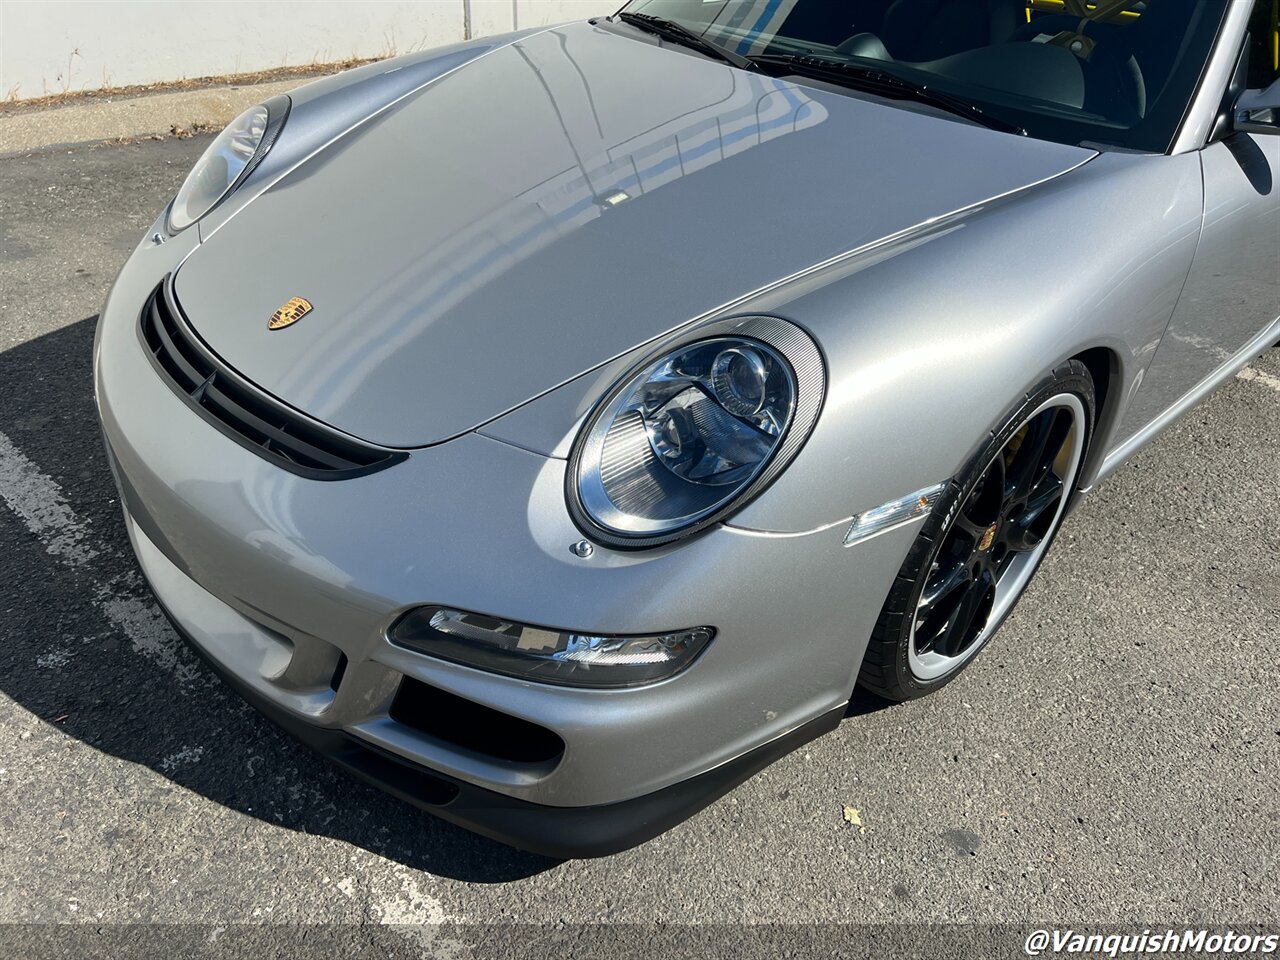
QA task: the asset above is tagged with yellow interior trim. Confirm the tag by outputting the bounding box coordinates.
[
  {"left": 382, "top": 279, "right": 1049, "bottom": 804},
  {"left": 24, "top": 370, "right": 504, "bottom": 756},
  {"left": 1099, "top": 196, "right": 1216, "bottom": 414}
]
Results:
[
  {"left": 1272, "top": 0, "right": 1278, "bottom": 71},
  {"left": 1026, "top": 0, "right": 1141, "bottom": 21},
  {"left": 1025, "top": 1, "right": 1278, "bottom": 74}
]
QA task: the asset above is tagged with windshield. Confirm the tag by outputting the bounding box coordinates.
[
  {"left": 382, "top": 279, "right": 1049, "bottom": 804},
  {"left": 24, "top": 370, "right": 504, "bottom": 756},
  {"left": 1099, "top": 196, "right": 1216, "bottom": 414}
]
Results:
[{"left": 618, "top": 0, "right": 1231, "bottom": 152}]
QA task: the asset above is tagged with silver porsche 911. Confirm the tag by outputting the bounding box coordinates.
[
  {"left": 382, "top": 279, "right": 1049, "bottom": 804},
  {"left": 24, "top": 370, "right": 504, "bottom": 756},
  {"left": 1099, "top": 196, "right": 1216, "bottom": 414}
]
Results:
[{"left": 96, "top": 0, "right": 1279, "bottom": 856}]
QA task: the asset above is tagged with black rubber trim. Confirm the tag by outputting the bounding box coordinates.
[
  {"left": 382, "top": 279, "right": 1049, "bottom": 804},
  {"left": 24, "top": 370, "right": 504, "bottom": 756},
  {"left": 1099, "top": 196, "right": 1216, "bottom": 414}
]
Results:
[
  {"left": 156, "top": 598, "right": 843, "bottom": 858},
  {"left": 138, "top": 277, "right": 407, "bottom": 481}
]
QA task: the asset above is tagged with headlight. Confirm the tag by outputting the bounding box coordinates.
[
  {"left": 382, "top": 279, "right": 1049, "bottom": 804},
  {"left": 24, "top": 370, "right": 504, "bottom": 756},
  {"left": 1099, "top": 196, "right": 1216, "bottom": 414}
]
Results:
[
  {"left": 568, "top": 316, "right": 825, "bottom": 548},
  {"left": 168, "top": 95, "right": 290, "bottom": 232}
]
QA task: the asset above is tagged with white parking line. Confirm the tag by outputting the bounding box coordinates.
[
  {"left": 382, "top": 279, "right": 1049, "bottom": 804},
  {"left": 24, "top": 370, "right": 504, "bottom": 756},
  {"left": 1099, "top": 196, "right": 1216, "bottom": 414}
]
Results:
[
  {"left": 0, "top": 428, "right": 204, "bottom": 689},
  {"left": 0, "top": 427, "right": 461, "bottom": 936},
  {"left": 334, "top": 868, "right": 468, "bottom": 957},
  {"left": 0, "top": 431, "right": 99, "bottom": 566},
  {"left": 1236, "top": 365, "right": 1280, "bottom": 393}
]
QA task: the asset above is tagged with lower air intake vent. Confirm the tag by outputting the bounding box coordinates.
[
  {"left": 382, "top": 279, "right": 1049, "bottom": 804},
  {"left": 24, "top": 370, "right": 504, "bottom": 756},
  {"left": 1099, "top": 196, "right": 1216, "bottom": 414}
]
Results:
[
  {"left": 391, "top": 678, "right": 565, "bottom": 766},
  {"left": 139, "top": 278, "right": 406, "bottom": 480}
]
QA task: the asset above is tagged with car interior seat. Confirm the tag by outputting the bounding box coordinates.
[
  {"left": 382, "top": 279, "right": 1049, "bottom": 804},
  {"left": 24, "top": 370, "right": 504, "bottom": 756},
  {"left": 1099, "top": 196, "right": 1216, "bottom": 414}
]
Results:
[
  {"left": 1013, "top": 0, "right": 1193, "bottom": 122},
  {"left": 879, "top": 0, "right": 1028, "bottom": 61}
]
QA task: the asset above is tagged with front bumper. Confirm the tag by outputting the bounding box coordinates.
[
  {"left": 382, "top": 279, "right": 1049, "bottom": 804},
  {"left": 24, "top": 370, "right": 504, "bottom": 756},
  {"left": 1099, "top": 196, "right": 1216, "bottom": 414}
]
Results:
[
  {"left": 94, "top": 240, "right": 919, "bottom": 853},
  {"left": 129, "top": 513, "right": 841, "bottom": 858}
]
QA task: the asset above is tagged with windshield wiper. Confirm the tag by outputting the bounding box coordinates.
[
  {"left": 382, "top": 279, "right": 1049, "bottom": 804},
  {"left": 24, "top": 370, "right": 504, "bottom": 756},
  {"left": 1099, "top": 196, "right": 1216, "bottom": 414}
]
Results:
[
  {"left": 615, "top": 12, "right": 756, "bottom": 71},
  {"left": 749, "top": 53, "right": 1026, "bottom": 136}
]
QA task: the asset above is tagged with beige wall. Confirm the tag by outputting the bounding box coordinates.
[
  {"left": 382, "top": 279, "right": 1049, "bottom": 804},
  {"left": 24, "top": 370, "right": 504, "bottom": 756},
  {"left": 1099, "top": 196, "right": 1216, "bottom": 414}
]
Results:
[{"left": 0, "top": 0, "right": 618, "bottom": 101}]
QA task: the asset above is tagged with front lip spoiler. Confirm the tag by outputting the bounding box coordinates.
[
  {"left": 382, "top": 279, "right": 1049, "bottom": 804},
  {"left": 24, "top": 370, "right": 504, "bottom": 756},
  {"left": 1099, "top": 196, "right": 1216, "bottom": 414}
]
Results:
[{"left": 153, "top": 594, "right": 844, "bottom": 859}]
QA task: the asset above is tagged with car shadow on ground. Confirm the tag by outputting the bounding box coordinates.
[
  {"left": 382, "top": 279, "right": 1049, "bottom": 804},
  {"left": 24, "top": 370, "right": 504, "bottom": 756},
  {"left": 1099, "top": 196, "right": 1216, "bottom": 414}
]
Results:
[
  {"left": 0, "top": 316, "right": 561, "bottom": 883},
  {"left": 843, "top": 688, "right": 894, "bottom": 717}
]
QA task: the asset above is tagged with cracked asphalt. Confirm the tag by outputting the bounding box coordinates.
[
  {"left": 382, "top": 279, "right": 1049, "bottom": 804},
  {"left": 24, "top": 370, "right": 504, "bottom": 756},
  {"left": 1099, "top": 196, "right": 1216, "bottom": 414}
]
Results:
[{"left": 0, "top": 136, "right": 1276, "bottom": 959}]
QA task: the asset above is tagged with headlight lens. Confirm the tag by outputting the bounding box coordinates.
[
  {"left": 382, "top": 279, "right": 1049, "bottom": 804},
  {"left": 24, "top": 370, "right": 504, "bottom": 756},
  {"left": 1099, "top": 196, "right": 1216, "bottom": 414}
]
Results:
[
  {"left": 168, "top": 97, "right": 288, "bottom": 232},
  {"left": 569, "top": 317, "right": 826, "bottom": 548},
  {"left": 389, "top": 607, "right": 715, "bottom": 688}
]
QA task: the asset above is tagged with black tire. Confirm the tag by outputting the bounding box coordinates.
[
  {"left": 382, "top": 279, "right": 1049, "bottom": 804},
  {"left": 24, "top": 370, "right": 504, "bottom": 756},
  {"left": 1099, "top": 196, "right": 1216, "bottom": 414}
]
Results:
[{"left": 858, "top": 360, "right": 1095, "bottom": 702}]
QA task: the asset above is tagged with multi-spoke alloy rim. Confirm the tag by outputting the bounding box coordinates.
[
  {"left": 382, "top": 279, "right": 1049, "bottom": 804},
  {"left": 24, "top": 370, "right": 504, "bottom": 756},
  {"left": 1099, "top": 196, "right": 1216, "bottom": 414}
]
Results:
[{"left": 908, "top": 394, "right": 1086, "bottom": 681}]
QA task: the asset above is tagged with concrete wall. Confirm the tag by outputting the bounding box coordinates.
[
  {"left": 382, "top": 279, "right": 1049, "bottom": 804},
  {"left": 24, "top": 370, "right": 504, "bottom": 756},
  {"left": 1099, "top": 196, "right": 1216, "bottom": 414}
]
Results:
[{"left": 1, "top": 1, "right": 618, "bottom": 101}]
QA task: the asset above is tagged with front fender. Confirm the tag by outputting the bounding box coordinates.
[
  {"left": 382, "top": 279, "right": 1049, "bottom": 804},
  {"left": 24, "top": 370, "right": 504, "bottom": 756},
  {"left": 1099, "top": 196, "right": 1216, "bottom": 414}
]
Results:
[{"left": 728, "top": 149, "right": 1202, "bottom": 532}]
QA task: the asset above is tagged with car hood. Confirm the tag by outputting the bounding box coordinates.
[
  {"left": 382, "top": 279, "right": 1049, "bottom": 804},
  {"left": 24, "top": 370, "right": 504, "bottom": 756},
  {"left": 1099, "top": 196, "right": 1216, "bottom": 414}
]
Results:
[{"left": 175, "top": 21, "right": 1095, "bottom": 448}]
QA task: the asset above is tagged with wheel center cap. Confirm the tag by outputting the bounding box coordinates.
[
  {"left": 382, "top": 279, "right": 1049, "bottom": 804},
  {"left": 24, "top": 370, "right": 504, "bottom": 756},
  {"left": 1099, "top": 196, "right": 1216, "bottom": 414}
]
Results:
[{"left": 978, "top": 523, "right": 999, "bottom": 552}]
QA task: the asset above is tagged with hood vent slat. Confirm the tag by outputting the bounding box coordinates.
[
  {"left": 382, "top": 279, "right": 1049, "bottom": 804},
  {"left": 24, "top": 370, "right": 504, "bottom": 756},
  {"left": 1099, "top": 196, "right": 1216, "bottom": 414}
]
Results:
[{"left": 138, "top": 278, "right": 406, "bottom": 481}]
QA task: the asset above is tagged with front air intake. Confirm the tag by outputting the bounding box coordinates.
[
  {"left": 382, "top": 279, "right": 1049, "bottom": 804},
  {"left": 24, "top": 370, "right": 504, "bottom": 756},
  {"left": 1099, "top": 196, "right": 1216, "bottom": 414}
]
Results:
[
  {"left": 390, "top": 678, "right": 566, "bottom": 767},
  {"left": 139, "top": 278, "right": 405, "bottom": 479}
]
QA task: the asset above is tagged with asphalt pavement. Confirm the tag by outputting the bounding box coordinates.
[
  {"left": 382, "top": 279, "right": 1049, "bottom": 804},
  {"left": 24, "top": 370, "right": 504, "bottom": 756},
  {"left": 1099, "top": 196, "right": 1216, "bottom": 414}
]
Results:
[
  {"left": 0, "top": 136, "right": 1276, "bottom": 959},
  {"left": 0, "top": 80, "right": 301, "bottom": 156}
]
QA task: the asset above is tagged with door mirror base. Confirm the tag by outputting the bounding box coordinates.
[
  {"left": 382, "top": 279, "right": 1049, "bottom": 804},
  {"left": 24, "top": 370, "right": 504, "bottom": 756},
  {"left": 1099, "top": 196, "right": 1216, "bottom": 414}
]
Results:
[{"left": 1234, "top": 78, "right": 1280, "bottom": 136}]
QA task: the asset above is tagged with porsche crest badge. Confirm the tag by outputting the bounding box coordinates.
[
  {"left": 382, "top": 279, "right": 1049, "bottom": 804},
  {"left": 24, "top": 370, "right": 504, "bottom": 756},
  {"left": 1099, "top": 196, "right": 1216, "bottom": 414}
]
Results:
[
  {"left": 269, "top": 297, "right": 313, "bottom": 330},
  {"left": 978, "top": 523, "right": 998, "bottom": 552}
]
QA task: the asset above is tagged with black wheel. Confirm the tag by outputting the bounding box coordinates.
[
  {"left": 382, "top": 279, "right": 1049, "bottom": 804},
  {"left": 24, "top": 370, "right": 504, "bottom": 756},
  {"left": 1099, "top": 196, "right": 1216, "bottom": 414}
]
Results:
[{"left": 858, "top": 360, "right": 1095, "bottom": 702}]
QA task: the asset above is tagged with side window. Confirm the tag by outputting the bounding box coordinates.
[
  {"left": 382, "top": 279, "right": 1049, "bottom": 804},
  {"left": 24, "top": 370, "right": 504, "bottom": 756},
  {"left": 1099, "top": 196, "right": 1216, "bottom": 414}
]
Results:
[{"left": 1247, "top": 0, "right": 1280, "bottom": 88}]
